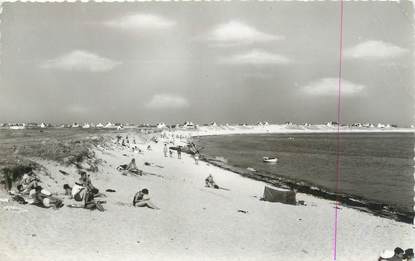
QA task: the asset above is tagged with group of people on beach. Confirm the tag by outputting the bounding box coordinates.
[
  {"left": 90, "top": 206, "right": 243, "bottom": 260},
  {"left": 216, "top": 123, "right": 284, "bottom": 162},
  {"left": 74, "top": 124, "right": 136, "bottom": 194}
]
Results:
[{"left": 379, "top": 247, "right": 414, "bottom": 261}]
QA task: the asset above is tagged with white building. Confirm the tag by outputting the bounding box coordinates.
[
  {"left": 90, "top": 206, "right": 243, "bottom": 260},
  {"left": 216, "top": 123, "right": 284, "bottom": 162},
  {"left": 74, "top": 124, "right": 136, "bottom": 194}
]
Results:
[
  {"left": 156, "top": 122, "right": 167, "bottom": 129},
  {"left": 96, "top": 123, "right": 104, "bottom": 128},
  {"left": 105, "top": 122, "right": 115, "bottom": 128}
]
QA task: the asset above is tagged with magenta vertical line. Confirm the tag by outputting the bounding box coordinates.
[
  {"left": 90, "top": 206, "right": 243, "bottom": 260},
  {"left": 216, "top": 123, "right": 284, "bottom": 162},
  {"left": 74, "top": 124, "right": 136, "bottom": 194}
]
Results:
[{"left": 333, "top": 1, "right": 344, "bottom": 261}]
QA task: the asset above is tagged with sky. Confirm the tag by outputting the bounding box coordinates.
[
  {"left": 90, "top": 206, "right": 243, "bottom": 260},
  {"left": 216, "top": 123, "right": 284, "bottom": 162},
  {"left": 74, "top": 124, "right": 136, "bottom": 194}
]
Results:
[{"left": 0, "top": 1, "right": 414, "bottom": 126}]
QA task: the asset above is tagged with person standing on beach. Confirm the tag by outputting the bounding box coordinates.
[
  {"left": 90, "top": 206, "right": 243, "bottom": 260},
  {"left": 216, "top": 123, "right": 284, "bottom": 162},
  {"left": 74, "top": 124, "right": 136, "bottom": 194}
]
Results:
[
  {"left": 194, "top": 152, "right": 200, "bottom": 165},
  {"left": 177, "top": 146, "right": 182, "bottom": 159},
  {"left": 163, "top": 144, "right": 168, "bottom": 157}
]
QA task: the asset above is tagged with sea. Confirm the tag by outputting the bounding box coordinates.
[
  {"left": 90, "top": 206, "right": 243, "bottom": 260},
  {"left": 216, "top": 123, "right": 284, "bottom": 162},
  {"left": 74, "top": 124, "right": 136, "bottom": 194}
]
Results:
[{"left": 193, "top": 132, "right": 415, "bottom": 222}]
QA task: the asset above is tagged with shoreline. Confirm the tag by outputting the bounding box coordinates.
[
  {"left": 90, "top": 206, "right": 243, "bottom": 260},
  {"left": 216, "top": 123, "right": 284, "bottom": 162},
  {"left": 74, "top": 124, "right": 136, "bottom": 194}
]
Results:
[
  {"left": 177, "top": 129, "right": 415, "bottom": 224},
  {"left": 200, "top": 155, "right": 413, "bottom": 224}
]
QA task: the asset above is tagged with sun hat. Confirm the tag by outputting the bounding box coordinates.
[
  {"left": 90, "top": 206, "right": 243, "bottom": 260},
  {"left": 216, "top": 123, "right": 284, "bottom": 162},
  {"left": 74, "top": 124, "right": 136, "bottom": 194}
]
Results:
[{"left": 380, "top": 250, "right": 394, "bottom": 258}]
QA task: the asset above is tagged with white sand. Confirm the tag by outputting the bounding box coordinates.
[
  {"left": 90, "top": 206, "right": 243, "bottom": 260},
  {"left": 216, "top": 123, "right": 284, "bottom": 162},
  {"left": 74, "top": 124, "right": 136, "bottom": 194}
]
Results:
[{"left": 0, "top": 132, "right": 413, "bottom": 261}]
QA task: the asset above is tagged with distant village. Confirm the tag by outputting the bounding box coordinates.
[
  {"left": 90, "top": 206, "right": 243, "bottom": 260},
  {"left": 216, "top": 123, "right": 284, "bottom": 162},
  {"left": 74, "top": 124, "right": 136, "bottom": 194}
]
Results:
[{"left": 0, "top": 121, "right": 411, "bottom": 130}]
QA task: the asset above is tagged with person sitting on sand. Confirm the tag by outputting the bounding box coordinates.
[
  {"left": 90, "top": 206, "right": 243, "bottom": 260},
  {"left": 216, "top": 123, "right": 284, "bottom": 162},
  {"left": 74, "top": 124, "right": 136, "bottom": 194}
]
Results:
[
  {"left": 404, "top": 249, "right": 414, "bottom": 261},
  {"left": 169, "top": 149, "right": 173, "bottom": 158},
  {"left": 18, "top": 171, "right": 39, "bottom": 194},
  {"left": 133, "top": 188, "right": 159, "bottom": 209},
  {"left": 63, "top": 184, "right": 72, "bottom": 198},
  {"left": 386, "top": 247, "right": 405, "bottom": 261},
  {"left": 71, "top": 183, "right": 104, "bottom": 211},
  {"left": 126, "top": 158, "right": 142, "bottom": 175},
  {"left": 78, "top": 171, "right": 101, "bottom": 196},
  {"left": 30, "top": 186, "right": 63, "bottom": 209},
  {"left": 205, "top": 174, "right": 219, "bottom": 189}
]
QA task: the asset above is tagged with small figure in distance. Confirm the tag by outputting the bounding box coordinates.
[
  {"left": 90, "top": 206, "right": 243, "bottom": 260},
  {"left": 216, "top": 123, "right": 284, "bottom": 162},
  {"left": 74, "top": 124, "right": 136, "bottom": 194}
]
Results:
[
  {"left": 163, "top": 143, "right": 168, "bottom": 157},
  {"left": 194, "top": 152, "right": 200, "bottom": 165},
  {"left": 177, "top": 146, "right": 182, "bottom": 159},
  {"left": 205, "top": 174, "right": 219, "bottom": 189},
  {"left": 133, "top": 188, "right": 159, "bottom": 210}
]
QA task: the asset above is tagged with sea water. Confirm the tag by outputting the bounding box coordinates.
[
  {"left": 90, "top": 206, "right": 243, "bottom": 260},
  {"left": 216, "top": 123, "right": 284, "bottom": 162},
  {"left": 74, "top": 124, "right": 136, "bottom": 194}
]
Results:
[{"left": 194, "top": 133, "right": 414, "bottom": 214}]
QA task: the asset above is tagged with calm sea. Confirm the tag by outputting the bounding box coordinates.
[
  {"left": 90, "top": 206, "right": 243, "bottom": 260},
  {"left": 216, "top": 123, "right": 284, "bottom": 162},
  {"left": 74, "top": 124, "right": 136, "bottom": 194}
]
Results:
[{"left": 194, "top": 133, "right": 414, "bottom": 214}]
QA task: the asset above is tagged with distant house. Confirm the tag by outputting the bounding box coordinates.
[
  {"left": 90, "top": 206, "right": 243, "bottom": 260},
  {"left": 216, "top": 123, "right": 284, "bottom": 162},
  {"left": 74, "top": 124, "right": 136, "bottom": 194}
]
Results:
[
  {"left": 182, "top": 121, "right": 196, "bottom": 129},
  {"left": 96, "top": 123, "right": 104, "bottom": 128},
  {"left": 9, "top": 123, "right": 26, "bottom": 130},
  {"left": 156, "top": 123, "right": 167, "bottom": 129},
  {"left": 26, "top": 122, "right": 39, "bottom": 129},
  {"left": 285, "top": 122, "right": 293, "bottom": 126},
  {"left": 377, "top": 123, "right": 385, "bottom": 128},
  {"left": 209, "top": 122, "right": 217, "bottom": 127},
  {"left": 40, "top": 123, "right": 47, "bottom": 128},
  {"left": 82, "top": 123, "right": 91, "bottom": 129},
  {"left": 71, "top": 123, "right": 80, "bottom": 128},
  {"left": 105, "top": 122, "right": 115, "bottom": 128},
  {"left": 326, "top": 121, "right": 338, "bottom": 127}
]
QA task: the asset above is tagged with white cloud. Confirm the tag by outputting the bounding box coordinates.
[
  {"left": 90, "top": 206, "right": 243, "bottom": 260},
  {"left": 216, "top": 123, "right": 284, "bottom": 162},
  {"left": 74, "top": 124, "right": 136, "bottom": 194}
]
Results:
[
  {"left": 41, "top": 50, "right": 120, "bottom": 72},
  {"left": 301, "top": 78, "right": 365, "bottom": 96},
  {"left": 344, "top": 40, "right": 408, "bottom": 59},
  {"left": 219, "top": 49, "right": 291, "bottom": 65},
  {"left": 146, "top": 94, "right": 189, "bottom": 109},
  {"left": 204, "top": 21, "right": 283, "bottom": 46},
  {"left": 105, "top": 14, "right": 175, "bottom": 30}
]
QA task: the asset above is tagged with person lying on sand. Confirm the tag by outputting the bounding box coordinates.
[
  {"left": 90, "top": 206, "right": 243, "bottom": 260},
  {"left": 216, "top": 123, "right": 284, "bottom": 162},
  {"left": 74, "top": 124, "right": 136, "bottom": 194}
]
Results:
[
  {"left": 30, "top": 186, "right": 63, "bottom": 209},
  {"left": 205, "top": 174, "right": 219, "bottom": 189},
  {"left": 133, "top": 188, "right": 159, "bottom": 210}
]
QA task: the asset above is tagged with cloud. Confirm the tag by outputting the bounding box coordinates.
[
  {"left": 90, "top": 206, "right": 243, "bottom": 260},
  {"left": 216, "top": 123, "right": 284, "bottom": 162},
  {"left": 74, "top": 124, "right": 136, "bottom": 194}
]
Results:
[
  {"left": 301, "top": 78, "right": 365, "bottom": 96},
  {"left": 146, "top": 94, "right": 189, "bottom": 109},
  {"left": 344, "top": 40, "right": 408, "bottom": 59},
  {"left": 105, "top": 14, "right": 175, "bottom": 30},
  {"left": 219, "top": 49, "right": 291, "bottom": 65},
  {"left": 204, "top": 21, "right": 283, "bottom": 46},
  {"left": 41, "top": 50, "right": 120, "bottom": 72}
]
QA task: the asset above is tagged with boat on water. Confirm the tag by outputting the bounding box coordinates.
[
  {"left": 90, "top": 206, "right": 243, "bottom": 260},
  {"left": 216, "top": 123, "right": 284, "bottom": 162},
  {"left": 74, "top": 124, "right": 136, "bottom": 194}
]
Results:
[{"left": 263, "top": 157, "right": 278, "bottom": 163}]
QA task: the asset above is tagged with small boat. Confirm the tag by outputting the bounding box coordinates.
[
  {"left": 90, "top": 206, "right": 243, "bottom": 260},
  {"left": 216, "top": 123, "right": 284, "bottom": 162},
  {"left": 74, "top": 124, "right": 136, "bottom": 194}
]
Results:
[{"left": 263, "top": 157, "right": 278, "bottom": 163}]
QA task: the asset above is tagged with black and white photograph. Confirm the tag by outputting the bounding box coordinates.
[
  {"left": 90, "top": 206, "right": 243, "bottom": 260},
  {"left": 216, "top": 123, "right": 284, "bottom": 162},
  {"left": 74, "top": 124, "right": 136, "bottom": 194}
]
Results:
[{"left": 0, "top": 1, "right": 414, "bottom": 260}]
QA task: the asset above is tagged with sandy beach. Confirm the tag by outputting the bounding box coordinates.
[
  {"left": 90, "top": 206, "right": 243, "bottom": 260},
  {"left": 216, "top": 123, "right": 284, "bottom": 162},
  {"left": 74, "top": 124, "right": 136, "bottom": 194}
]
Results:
[{"left": 0, "top": 130, "right": 413, "bottom": 261}]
